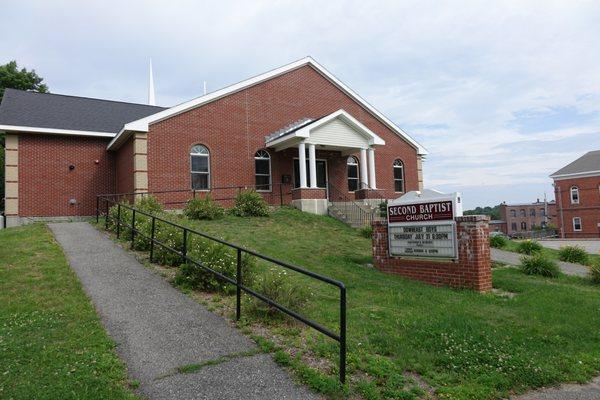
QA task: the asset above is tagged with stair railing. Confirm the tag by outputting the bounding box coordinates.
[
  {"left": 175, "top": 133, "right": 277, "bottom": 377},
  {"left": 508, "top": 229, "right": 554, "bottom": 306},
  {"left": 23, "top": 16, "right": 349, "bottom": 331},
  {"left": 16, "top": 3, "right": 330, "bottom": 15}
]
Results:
[{"left": 327, "top": 182, "right": 375, "bottom": 227}]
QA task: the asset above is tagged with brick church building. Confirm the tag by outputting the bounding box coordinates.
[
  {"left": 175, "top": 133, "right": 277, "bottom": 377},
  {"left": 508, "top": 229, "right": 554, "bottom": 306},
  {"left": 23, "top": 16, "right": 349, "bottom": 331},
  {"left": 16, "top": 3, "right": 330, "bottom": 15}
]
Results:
[
  {"left": 551, "top": 150, "right": 600, "bottom": 238},
  {"left": 1, "top": 57, "right": 426, "bottom": 227}
]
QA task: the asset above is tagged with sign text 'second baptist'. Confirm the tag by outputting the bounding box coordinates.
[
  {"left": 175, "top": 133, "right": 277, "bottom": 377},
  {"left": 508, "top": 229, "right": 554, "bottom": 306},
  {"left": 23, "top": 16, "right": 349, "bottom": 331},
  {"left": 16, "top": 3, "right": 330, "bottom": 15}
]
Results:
[{"left": 388, "top": 200, "right": 453, "bottom": 223}]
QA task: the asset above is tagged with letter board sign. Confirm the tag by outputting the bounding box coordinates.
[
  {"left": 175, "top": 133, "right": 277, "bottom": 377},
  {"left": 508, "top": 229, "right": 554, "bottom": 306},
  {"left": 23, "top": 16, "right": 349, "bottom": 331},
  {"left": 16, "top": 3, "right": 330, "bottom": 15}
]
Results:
[{"left": 387, "top": 190, "right": 462, "bottom": 259}]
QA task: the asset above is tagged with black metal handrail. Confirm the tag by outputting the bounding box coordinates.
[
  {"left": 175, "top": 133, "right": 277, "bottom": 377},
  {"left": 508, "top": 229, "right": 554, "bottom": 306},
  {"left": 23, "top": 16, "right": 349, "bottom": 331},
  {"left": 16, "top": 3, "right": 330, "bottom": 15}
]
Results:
[
  {"left": 98, "top": 182, "right": 293, "bottom": 208},
  {"left": 327, "top": 182, "right": 383, "bottom": 227},
  {"left": 96, "top": 195, "right": 347, "bottom": 383}
]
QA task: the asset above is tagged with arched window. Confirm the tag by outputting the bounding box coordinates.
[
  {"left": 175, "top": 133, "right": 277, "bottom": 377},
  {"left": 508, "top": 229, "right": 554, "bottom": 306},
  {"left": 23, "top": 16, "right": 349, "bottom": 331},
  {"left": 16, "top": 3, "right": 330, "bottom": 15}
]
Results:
[
  {"left": 347, "top": 156, "right": 359, "bottom": 192},
  {"left": 190, "top": 145, "right": 210, "bottom": 190},
  {"left": 393, "top": 159, "right": 404, "bottom": 192},
  {"left": 254, "top": 150, "right": 271, "bottom": 191},
  {"left": 570, "top": 186, "right": 579, "bottom": 204},
  {"left": 520, "top": 221, "right": 527, "bottom": 230}
]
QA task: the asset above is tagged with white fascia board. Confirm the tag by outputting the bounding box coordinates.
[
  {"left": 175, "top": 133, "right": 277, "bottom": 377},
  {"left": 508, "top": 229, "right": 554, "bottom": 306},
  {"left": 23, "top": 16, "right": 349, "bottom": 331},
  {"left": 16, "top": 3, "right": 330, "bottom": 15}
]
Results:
[
  {"left": 550, "top": 170, "right": 600, "bottom": 180},
  {"left": 108, "top": 56, "right": 426, "bottom": 154},
  {"left": 265, "top": 128, "right": 310, "bottom": 148},
  {"left": 0, "top": 124, "right": 115, "bottom": 138}
]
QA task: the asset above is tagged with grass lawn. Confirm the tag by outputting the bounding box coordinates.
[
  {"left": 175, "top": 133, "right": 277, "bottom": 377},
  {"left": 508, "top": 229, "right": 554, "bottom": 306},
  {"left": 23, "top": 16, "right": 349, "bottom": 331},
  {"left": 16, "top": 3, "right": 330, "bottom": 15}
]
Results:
[
  {"left": 503, "top": 239, "right": 600, "bottom": 266},
  {"left": 0, "top": 224, "right": 138, "bottom": 400},
  {"left": 166, "top": 207, "right": 600, "bottom": 400}
]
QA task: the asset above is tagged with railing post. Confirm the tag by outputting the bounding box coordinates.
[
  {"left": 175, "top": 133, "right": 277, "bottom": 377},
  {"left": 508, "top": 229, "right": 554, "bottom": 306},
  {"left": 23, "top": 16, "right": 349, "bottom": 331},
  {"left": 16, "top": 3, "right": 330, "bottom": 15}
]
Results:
[
  {"left": 193, "top": 190, "right": 196, "bottom": 199},
  {"left": 182, "top": 228, "right": 188, "bottom": 265},
  {"left": 96, "top": 196, "right": 100, "bottom": 223},
  {"left": 149, "top": 216, "right": 156, "bottom": 262},
  {"left": 131, "top": 209, "right": 136, "bottom": 245},
  {"left": 236, "top": 248, "right": 242, "bottom": 321},
  {"left": 116, "top": 203, "right": 121, "bottom": 238},
  {"left": 340, "top": 285, "right": 347, "bottom": 384},
  {"left": 104, "top": 199, "right": 109, "bottom": 230}
]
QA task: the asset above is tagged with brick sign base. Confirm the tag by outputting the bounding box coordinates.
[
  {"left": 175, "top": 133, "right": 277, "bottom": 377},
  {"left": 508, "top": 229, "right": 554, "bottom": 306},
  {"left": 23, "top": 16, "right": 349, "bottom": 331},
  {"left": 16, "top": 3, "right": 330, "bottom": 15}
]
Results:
[{"left": 372, "top": 215, "right": 492, "bottom": 292}]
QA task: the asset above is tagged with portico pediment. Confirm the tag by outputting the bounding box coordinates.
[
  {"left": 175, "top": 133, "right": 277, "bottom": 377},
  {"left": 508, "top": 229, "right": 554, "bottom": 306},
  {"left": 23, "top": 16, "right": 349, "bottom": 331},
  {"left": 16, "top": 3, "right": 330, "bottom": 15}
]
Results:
[{"left": 265, "top": 109, "right": 385, "bottom": 152}]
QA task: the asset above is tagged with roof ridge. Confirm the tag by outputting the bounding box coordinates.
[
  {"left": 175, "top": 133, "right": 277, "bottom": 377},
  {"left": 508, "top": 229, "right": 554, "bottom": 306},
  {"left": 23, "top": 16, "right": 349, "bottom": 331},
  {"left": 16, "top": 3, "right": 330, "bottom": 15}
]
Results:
[{"left": 4, "top": 88, "right": 166, "bottom": 109}]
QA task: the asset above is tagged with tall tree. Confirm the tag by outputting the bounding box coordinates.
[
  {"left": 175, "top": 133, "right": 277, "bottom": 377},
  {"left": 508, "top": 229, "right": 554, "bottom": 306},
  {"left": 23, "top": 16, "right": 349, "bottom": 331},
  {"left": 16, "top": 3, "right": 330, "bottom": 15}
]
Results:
[
  {"left": 0, "top": 60, "right": 49, "bottom": 102},
  {"left": 0, "top": 61, "right": 49, "bottom": 211}
]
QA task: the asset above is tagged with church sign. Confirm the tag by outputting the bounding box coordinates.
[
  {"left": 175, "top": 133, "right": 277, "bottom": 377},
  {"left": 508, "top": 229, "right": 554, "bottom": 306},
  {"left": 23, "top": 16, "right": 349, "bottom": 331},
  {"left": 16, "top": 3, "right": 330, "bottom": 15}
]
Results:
[{"left": 387, "top": 191, "right": 462, "bottom": 259}]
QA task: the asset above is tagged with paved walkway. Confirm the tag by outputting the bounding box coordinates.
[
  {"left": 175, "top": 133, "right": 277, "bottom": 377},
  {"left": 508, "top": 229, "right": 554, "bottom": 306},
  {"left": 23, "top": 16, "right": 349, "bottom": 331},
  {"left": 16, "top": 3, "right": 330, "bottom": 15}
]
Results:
[
  {"left": 49, "top": 222, "right": 317, "bottom": 400},
  {"left": 491, "top": 248, "right": 590, "bottom": 277},
  {"left": 512, "top": 376, "right": 600, "bottom": 400}
]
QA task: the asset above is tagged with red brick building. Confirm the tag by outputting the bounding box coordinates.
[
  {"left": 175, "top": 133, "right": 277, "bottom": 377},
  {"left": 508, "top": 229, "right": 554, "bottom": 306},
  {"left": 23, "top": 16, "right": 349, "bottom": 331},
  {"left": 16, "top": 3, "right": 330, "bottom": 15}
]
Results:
[
  {"left": 498, "top": 200, "right": 557, "bottom": 237},
  {"left": 551, "top": 150, "right": 600, "bottom": 238},
  {"left": 1, "top": 57, "right": 427, "bottom": 226}
]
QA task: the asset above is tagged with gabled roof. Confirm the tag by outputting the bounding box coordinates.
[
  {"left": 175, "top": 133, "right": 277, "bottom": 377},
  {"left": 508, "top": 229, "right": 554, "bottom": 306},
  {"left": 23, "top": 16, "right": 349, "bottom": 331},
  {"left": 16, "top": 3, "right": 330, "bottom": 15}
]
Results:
[
  {"left": 550, "top": 150, "right": 600, "bottom": 179},
  {"left": 0, "top": 88, "right": 166, "bottom": 137},
  {"left": 265, "top": 109, "right": 385, "bottom": 150},
  {"left": 107, "top": 57, "right": 427, "bottom": 154}
]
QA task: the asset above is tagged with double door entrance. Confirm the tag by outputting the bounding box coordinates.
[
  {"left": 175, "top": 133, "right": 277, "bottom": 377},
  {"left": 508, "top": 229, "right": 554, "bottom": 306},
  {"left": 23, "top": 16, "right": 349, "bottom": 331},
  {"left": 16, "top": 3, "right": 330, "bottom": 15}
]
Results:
[{"left": 293, "top": 159, "right": 328, "bottom": 189}]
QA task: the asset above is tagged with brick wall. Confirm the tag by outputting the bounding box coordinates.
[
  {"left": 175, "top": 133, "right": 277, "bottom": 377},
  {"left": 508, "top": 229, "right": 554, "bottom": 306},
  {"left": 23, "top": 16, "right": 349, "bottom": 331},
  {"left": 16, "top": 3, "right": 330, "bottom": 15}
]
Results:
[
  {"left": 372, "top": 215, "right": 492, "bottom": 292},
  {"left": 146, "top": 65, "right": 420, "bottom": 202},
  {"left": 115, "top": 135, "right": 134, "bottom": 194},
  {"left": 19, "top": 134, "right": 115, "bottom": 217},
  {"left": 554, "top": 176, "right": 600, "bottom": 238}
]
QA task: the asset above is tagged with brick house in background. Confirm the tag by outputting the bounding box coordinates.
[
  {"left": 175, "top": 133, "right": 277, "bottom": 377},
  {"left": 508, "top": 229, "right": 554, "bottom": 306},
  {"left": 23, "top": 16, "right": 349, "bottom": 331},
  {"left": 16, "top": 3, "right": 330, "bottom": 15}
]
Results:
[
  {"left": 1, "top": 57, "right": 427, "bottom": 227},
  {"left": 498, "top": 200, "right": 557, "bottom": 237},
  {"left": 551, "top": 150, "right": 600, "bottom": 238}
]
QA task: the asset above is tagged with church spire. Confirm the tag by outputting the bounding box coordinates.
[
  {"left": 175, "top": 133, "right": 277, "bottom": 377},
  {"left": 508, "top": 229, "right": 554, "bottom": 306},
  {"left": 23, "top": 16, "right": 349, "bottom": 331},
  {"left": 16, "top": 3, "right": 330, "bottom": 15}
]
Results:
[{"left": 148, "top": 58, "right": 156, "bottom": 106}]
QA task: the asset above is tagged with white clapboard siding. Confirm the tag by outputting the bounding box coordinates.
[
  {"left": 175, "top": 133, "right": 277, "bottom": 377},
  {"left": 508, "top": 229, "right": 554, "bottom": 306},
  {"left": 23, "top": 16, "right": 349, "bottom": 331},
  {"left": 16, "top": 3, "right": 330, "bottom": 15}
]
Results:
[{"left": 306, "top": 119, "right": 370, "bottom": 148}]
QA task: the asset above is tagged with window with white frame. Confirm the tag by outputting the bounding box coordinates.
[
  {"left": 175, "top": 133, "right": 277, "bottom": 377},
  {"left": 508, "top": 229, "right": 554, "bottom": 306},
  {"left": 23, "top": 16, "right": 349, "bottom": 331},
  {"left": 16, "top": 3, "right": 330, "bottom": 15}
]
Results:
[
  {"left": 573, "top": 217, "right": 582, "bottom": 231},
  {"left": 347, "top": 156, "right": 359, "bottom": 192},
  {"left": 570, "top": 186, "right": 579, "bottom": 204},
  {"left": 190, "top": 145, "right": 210, "bottom": 190},
  {"left": 254, "top": 150, "right": 271, "bottom": 191},
  {"left": 393, "top": 159, "right": 404, "bottom": 192}
]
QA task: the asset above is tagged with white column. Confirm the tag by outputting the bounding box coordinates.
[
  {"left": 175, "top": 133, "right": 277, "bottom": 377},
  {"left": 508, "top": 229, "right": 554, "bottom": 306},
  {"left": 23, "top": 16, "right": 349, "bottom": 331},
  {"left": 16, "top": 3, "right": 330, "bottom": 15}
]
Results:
[
  {"left": 298, "top": 141, "right": 307, "bottom": 188},
  {"left": 359, "top": 148, "right": 369, "bottom": 190},
  {"left": 308, "top": 143, "right": 317, "bottom": 188},
  {"left": 367, "top": 147, "right": 376, "bottom": 189}
]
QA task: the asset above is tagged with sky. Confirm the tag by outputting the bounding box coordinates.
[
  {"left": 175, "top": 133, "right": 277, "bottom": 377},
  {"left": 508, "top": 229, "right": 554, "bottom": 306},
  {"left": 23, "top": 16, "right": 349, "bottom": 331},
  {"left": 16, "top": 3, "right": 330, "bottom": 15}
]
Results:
[{"left": 1, "top": 1, "right": 600, "bottom": 209}]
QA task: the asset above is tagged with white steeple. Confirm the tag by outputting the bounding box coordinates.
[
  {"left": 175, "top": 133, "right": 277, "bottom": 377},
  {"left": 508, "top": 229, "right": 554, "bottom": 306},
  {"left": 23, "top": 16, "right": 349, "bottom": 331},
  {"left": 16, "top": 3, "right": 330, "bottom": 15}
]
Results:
[{"left": 148, "top": 58, "right": 156, "bottom": 106}]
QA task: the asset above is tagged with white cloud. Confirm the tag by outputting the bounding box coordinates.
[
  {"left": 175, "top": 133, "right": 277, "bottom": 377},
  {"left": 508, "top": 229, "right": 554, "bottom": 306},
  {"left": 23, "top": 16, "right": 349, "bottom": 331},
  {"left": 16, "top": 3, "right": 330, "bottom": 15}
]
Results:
[{"left": 1, "top": 0, "right": 600, "bottom": 207}]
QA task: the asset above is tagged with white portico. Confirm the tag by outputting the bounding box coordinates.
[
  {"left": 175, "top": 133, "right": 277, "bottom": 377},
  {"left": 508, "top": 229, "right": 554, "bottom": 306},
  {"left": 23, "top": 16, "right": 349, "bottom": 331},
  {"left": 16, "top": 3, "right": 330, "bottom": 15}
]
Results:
[{"left": 265, "top": 109, "right": 385, "bottom": 214}]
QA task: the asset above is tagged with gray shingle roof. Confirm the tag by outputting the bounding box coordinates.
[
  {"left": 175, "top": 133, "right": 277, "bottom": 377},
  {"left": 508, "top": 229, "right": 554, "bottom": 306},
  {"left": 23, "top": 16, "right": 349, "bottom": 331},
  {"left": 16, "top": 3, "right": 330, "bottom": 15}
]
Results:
[
  {"left": 550, "top": 150, "right": 600, "bottom": 177},
  {"left": 0, "top": 88, "right": 166, "bottom": 134}
]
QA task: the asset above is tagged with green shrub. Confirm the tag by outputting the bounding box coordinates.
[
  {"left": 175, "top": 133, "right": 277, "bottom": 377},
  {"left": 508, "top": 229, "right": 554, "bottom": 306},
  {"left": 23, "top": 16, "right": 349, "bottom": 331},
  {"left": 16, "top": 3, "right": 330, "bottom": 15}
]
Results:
[
  {"left": 520, "top": 254, "right": 560, "bottom": 278},
  {"left": 107, "top": 203, "right": 132, "bottom": 237},
  {"left": 184, "top": 195, "right": 225, "bottom": 220},
  {"left": 558, "top": 245, "right": 589, "bottom": 265},
  {"left": 359, "top": 225, "right": 373, "bottom": 238},
  {"left": 152, "top": 221, "right": 184, "bottom": 266},
  {"left": 378, "top": 201, "right": 388, "bottom": 218},
  {"left": 590, "top": 262, "right": 600, "bottom": 285},
  {"left": 489, "top": 235, "right": 508, "bottom": 248},
  {"left": 231, "top": 190, "right": 269, "bottom": 217},
  {"left": 516, "top": 239, "right": 543, "bottom": 255},
  {"left": 248, "top": 269, "right": 311, "bottom": 318},
  {"left": 174, "top": 235, "right": 256, "bottom": 293},
  {"left": 136, "top": 195, "right": 164, "bottom": 214}
]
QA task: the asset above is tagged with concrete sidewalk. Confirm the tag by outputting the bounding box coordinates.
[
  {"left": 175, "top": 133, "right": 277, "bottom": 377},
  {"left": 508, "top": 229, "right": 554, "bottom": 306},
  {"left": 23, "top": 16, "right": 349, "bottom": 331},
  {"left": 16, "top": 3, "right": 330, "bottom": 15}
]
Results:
[
  {"left": 49, "top": 222, "right": 317, "bottom": 400},
  {"left": 491, "top": 248, "right": 590, "bottom": 277}
]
